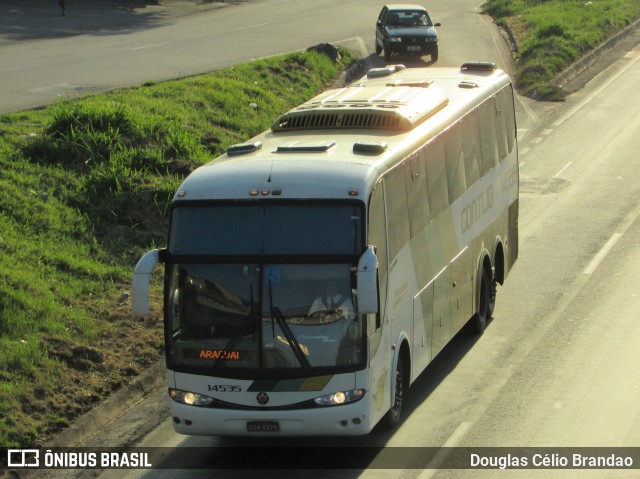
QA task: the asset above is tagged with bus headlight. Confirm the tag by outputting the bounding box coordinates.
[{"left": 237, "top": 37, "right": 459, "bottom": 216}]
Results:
[
  {"left": 313, "top": 389, "right": 365, "bottom": 407},
  {"left": 169, "top": 388, "right": 215, "bottom": 407},
  {"left": 389, "top": 37, "right": 402, "bottom": 43}
]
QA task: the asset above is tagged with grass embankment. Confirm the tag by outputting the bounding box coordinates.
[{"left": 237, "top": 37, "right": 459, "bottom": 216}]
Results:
[
  {"left": 0, "top": 48, "right": 356, "bottom": 447},
  {"left": 482, "top": 0, "right": 640, "bottom": 100}
]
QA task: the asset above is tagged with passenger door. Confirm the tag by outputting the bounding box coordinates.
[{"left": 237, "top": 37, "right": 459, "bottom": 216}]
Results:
[
  {"left": 450, "top": 246, "right": 474, "bottom": 333},
  {"left": 431, "top": 265, "right": 452, "bottom": 358}
]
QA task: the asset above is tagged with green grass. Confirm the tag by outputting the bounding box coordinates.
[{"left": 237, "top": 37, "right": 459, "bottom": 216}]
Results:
[
  {"left": 482, "top": 0, "right": 640, "bottom": 99},
  {"left": 0, "top": 48, "right": 355, "bottom": 447}
]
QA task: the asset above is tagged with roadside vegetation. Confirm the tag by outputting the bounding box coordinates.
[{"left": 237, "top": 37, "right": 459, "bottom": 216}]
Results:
[
  {"left": 0, "top": 48, "right": 355, "bottom": 447},
  {"left": 483, "top": 0, "right": 640, "bottom": 100}
]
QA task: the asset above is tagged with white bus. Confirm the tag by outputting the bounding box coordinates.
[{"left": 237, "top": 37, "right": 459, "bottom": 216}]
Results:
[{"left": 132, "top": 62, "right": 519, "bottom": 436}]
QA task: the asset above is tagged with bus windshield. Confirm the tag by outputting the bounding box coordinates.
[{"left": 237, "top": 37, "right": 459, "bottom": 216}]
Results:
[
  {"left": 164, "top": 202, "right": 366, "bottom": 377},
  {"left": 166, "top": 263, "right": 365, "bottom": 377}
]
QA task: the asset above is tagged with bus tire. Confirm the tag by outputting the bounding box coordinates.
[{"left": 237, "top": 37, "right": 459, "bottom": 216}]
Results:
[
  {"left": 487, "top": 275, "right": 497, "bottom": 319},
  {"left": 384, "top": 355, "right": 407, "bottom": 428},
  {"left": 469, "top": 267, "right": 491, "bottom": 334}
]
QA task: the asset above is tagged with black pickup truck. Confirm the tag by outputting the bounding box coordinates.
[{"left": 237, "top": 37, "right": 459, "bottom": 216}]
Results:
[{"left": 375, "top": 4, "right": 441, "bottom": 62}]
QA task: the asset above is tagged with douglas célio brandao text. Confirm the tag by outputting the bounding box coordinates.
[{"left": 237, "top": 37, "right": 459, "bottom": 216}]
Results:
[{"left": 470, "top": 452, "right": 634, "bottom": 469}]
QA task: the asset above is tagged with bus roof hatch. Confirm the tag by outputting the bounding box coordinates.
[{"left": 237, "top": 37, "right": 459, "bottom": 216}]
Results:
[{"left": 271, "top": 83, "right": 448, "bottom": 132}]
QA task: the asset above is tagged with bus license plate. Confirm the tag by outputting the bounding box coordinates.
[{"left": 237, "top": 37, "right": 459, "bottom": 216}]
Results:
[
  {"left": 247, "top": 421, "right": 280, "bottom": 432},
  {"left": 407, "top": 46, "right": 421, "bottom": 52}
]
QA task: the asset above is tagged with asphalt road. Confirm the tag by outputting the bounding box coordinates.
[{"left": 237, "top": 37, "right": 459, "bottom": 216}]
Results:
[{"left": 0, "top": 0, "right": 514, "bottom": 113}]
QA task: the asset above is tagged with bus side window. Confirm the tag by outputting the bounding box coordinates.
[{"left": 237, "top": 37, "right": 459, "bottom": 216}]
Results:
[
  {"left": 385, "top": 165, "right": 411, "bottom": 260},
  {"left": 495, "top": 90, "right": 509, "bottom": 161},
  {"left": 368, "top": 184, "right": 388, "bottom": 332},
  {"left": 504, "top": 86, "right": 517, "bottom": 154},
  {"left": 424, "top": 139, "right": 448, "bottom": 218},
  {"left": 462, "top": 111, "right": 481, "bottom": 186},
  {"left": 405, "top": 153, "right": 430, "bottom": 237},
  {"left": 169, "top": 267, "right": 182, "bottom": 335},
  {"left": 444, "top": 124, "right": 467, "bottom": 203},
  {"left": 479, "top": 99, "right": 498, "bottom": 174}
]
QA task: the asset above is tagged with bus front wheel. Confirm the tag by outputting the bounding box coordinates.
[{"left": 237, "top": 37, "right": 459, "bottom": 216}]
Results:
[{"left": 384, "top": 356, "right": 407, "bottom": 428}]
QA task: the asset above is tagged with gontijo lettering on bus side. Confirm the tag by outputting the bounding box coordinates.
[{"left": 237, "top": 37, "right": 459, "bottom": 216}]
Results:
[{"left": 453, "top": 159, "right": 518, "bottom": 250}]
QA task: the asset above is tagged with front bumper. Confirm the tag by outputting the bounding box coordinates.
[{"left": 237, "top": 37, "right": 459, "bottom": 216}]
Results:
[
  {"left": 387, "top": 42, "right": 437, "bottom": 56},
  {"left": 169, "top": 397, "right": 372, "bottom": 436}
]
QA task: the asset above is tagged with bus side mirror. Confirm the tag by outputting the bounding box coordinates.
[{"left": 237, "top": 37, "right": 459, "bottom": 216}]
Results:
[
  {"left": 132, "top": 249, "right": 161, "bottom": 317},
  {"left": 357, "top": 246, "right": 379, "bottom": 314}
]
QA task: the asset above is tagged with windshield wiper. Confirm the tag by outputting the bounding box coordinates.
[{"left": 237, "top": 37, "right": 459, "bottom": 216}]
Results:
[
  {"left": 268, "top": 281, "right": 313, "bottom": 373},
  {"left": 211, "top": 285, "right": 258, "bottom": 374}
]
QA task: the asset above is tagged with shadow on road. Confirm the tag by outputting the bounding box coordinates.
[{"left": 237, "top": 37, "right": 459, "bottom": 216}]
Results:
[
  {"left": 0, "top": 0, "right": 233, "bottom": 44},
  {"left": 131, "top": 324, "right": 485, "bottom": 477}
]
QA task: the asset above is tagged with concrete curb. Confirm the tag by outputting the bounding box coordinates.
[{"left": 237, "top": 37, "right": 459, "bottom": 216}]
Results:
[
  {"left": 551, "top": 18, "right": 640, "bottom": 87},
  {"left": 47, "top": 361, "right": 165, "bottom": 448},
  {"left": 0, "top": 363, "right": 164, "bottom": 479}
]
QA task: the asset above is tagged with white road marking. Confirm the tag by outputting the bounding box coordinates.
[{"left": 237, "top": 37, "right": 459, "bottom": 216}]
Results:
[
  {"left": 130, "top": 42, "right": 169, "bottom": 51},
  {"left": 553, "top": 161, "right": 572, "bottom": 178},
  {"left": 233, "top": 23, "right": 269, "bottom": 31},
  {"left": 583, "top": 200, "right": 640, "bottom": 275},
  {"left": 416, "top": 422, "right": 473, "bottom": 478},
  {"left": 584, "top": 233, "right": 623, "bottom": 275},
  {"left": 553, "top": 51, "right": 640, "bottom": 128}
]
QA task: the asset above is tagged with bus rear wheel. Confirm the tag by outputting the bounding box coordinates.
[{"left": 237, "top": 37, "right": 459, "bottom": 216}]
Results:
[
  {"left": 384, "top": 357, "right": 407, "bottom": 428},
  {"left": 469, "top": 267, "right": 491, "bottom": 334},
  {"left": 487, "top": 275, "right": 497, "bottom": 319}
]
